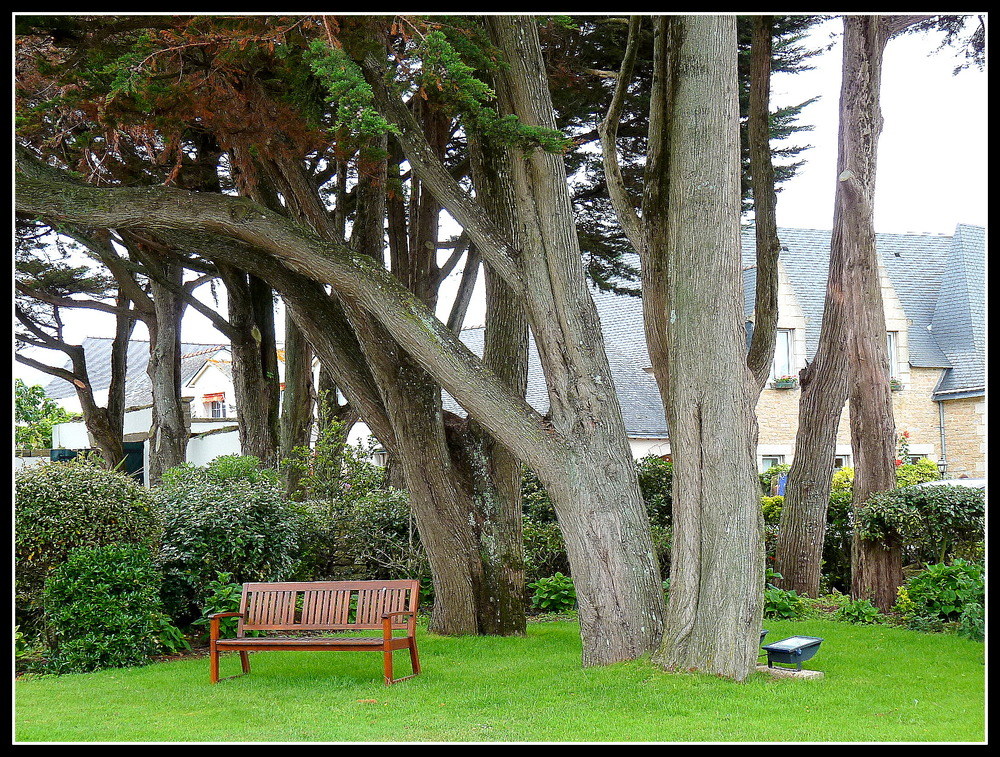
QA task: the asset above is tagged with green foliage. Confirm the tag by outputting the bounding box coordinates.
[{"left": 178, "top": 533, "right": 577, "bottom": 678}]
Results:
[
  {"left": 522, "top": 520, "right": 569, "bottom": 586},
  {"left": 41, "top": 544, "right": 167, "bottom": 674},
  {"left": 528, "top": 572, "right": 577, "bottom": 614},
  {"left": 901, "top": 560, "right": 984, "bottom": 622},
  {"left": 635, "top": 455, "right": 672, "bottom": 528},
  {"left": 155, "top": 456, "right": 302, "bottom": 624},
  {"left": 759, "top": 463, "right": 790, "bottom": 494},
  {"left": 14, "top": 379, "right": 76, "bottom": 449},
  {"left": 304, "top": 40, "right": 397, "bottom": 139},
  {"left": 856, "top": 484, "right": 984, "bottom": 564},
  {"left": 15, "top": 456, "right": 160, "bottom": 631},
  {"left": 833, "top": 598, "right": 884, "bottom": 625},
  {"left": 761, "top": 495, "right": 784, "bottom": 525},
  {"left": 190, "top": 572, "right": 245, "bottom": 640},
  {"left": 413, "top": 29, "right": 571, "bottom": 154},
  {"left": 763, "top": 568, "right": 805, "bottom": 620},
  {"left": 957, "top": 602, "right": 984, "bottom": 642},
  {"left": 894, "top": 457, "right": 941, "bottom": 488}
]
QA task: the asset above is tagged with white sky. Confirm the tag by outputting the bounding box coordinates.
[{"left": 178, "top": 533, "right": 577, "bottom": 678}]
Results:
[{"left": 14, "top": 14, "right": 988, "bottom": 386}]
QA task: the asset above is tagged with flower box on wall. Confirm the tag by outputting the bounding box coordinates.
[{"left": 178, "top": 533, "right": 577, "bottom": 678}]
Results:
[
  {"left": 772, "top": 376, "right": 798, "bottom": 390},
  {"left": 889, "top": 378, "right": 904, "bottom": 392}
]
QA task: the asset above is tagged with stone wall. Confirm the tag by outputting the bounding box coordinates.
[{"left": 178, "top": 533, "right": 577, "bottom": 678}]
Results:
[{"left": 942, "top": 396, "right": 986, "bottom": 478}]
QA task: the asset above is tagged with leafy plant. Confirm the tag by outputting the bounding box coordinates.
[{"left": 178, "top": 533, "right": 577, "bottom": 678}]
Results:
[
  {"left": 14, "top": 378, "right": 76, "bottom": 449},
  {"left": 41, "top": 544, "right": 167, "bottom": 674},
  {"left": 15, "top": 455, "right": 160, "bottom": 632},
  {"left": 834, "top": 598, "right": 884, "bottom": 625},
  {"left": 763, "top": 568, "right": 805, "bottom": 620},
  {"left": 902, "top": 560, "right": 983, "bottom": 622},
  {"left": 529, "top": 573, "right": 577, "bottom": 614},
  {"left": 155, "top": 456, "right": 302, "bottom": 624},
  {"left": 190, "top": 572, "right": 245, "bottom": 640}
]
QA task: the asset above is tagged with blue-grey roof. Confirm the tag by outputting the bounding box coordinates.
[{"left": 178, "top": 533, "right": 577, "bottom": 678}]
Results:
[
  {"left": 929, "top": 224, "right": 986, "bottom": 397},
  {"left": 741, "top": 225, "right": 984, "bottom": 398},
  {"left": 451, "top": 289, "right": 667, "bottom": 437},
  {"left": 43, "top": 337, "right": 228, "bottom": 406}
]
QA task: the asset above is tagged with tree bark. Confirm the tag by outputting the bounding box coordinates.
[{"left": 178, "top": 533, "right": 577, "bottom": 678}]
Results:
[
  {"left": 841, "top": 16, "right": 905, "bottom": 610},
  {"left": 280, "top": 310, "right": 315, "bottom": 497},
  {"left": 645, "top": 15, "right": 764, "bottom": 682},
  {"left": 144, "top": 256, "right": 188, "bottom": 484}
]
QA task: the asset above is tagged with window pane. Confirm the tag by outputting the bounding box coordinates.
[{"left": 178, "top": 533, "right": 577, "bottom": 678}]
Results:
[{"left": 771, "top": 330, "right": 792, "bottom": 378}]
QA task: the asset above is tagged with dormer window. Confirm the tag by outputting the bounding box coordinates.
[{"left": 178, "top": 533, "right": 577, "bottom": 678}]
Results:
[{"left": 204, "top": 392, "right": 227, "bottom": 418}]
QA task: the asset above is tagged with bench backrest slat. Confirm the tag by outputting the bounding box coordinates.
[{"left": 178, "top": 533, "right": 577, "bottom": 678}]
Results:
[{"left": 237, "top": 580, "right": 419, "bottom": 635}]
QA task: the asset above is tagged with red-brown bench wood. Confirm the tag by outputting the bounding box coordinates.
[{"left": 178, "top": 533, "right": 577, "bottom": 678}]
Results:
[{"left": 208, "top": 580, "right": 421, "bottom": 685}]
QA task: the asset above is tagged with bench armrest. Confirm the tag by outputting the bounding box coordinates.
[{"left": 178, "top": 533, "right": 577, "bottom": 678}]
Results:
[
  {"left": 208, "top": 612, "right": 245, "bottom": 642},
  {"left": 382, "top": 611, "right": 417, "bottom": 640}
]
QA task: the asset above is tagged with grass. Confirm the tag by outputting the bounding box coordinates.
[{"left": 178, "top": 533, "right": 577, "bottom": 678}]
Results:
[{"left": 15, "top": 619, "right": 985, "bottom": 743}]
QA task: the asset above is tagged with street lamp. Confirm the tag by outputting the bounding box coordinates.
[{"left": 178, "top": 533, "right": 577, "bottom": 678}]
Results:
[{"left": 937, "top": 457, "right": 948, "bottom": 479}]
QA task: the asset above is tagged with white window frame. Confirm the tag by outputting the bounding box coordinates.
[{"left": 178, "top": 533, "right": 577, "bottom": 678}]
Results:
[
  {"left": 770, "top": 328, "right": 795, "bottom": 380},
  {"left": 886, "top": 331, "right": 899, "bottom": 378}
]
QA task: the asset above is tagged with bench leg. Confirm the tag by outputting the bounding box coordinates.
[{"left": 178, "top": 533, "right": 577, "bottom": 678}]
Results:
[
  {"left": 210, "top": 644, "right": 220, "bottom": 684},
  {"left": 409, "top": 638, "right": 421, "bottom": 676},
  {"left": 240, "top": 651, "right": 251, "bottom": 675},
  {"left": 383, "top": 649, "right": 394, "bottom": 686}
]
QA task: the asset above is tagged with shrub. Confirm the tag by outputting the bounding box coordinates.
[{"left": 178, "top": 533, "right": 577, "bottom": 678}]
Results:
[
  {"left": 763, "top": 568, "right": 805, "bottom": 620},
  {"left": 834, "top": 598, "right": 884, "bottom": 625},
  {"left": 523, "top": 519, "right": 569, "bottom": 586},
  {"left": 902, "top": 560, "right": 984, "bottom": 622},
  {"left": 41, "top": 544, "right": 169, "bottom": 674},
  {"left": 759, "top": 463, "right": 790, "bottom": 495},
  {"left": 155, "top": 456, "right": 303, "bottom": 624},
  {"left": 761, "top": 495, "right": 784, "bottom": 525},
  {"left": 857, "top": 485, "right": 984, "bottom": 565},
  {"left": 957, "top": 603, "right": 985, "bottom": 642},
  {"left": 636, "top": 455, "right": 673, "bottom": 528},
  {"left": 190, "top": 572, "right": 246, "bottom": 640},
  {"left": 528, "top": 572, "right": 577, "bottom": 614},
  {"left": 15, "top": 455, "right": 160, "bottom": 632}
]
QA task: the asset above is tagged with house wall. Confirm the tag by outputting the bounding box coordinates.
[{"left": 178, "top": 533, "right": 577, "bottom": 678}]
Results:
[{"left": 941, "top": 396, "right": 986, "bottom": 478}]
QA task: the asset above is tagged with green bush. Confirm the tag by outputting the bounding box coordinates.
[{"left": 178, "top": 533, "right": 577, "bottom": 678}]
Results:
[
  {"left": 636, "top": 455, "right": 672, "bottom": 528},
  {"left": 522, "top": 519, "right": 569, "bottom": 586},
  {"left": 763, "top": 569, "right": 805, "bottom": 620},
  {"left": 857, "top": 485, "right": 984, "bottom": 565},
  {"left": 834, "top": 598, "right": 884, "bottom": 625},
  {"left": 41, "top": 544, "right": 170, "bottom": 674},
  {"left": 155, "top": 456, "right": 303, "bottom": 624},
  {"left": 15, "top": 456, "right": 160, "bottom": 632},
  {"left": 190, "top": 571, "right": 246, "bottom": 640},
  {"left": 761, "top": 495, "right": 784, "bottom": 526},
  {"left": 957, "top": 603, "right": 985, "bottom": 642},
  {"left": 902, "top": 560, "right": 984, "bottom": 622},
  {"left": 528, "top": 572, "right": 577, "bottom": 614}
]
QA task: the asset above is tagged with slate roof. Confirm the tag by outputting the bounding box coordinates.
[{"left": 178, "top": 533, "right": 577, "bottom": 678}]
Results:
[
  {"left": 741, "top": 224, "right": 984, "bottom": 400},
  {"left": 43, "top": 338, "right": 229, "bottom": 407},
  {"left": 450, "top": 289, "right": 667, "bottom": 437}
]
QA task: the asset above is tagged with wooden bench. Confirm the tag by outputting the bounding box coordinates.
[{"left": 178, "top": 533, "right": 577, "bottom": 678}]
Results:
[{"left": 208, "top": 580, "right": 421, "bottom": 685}]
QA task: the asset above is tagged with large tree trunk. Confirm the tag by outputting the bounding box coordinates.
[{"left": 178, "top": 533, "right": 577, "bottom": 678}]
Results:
[
  {"left": 841, "top": 16, "right": 905, "bottom": 610},
  {"left": 221, "top": 266, "right": 282, "bottom": 468},
  {"left": 644, "top": 15, "right": 764, "bottom": 681},
  {"left": 482, "top": 16, "right": 665, "bottom": 664},
  {"left": 145, "top": 257, "right": 188, "bottom": 484},
  {"left": 280, "top": 310, "right": 315, "bottom": 497}
]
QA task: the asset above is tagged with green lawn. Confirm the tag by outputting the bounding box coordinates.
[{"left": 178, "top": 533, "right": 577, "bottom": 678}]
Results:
[{"left": 15, "top": 619, "right": 985, "bottom": 743}]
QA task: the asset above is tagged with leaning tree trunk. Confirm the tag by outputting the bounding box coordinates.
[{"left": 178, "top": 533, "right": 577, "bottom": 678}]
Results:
[
  {"left": 483, "top": 15, "right": 666, "bottom": 664},
  {"left": 645, "top": 15, "right": 764, "bottom": 682}
]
